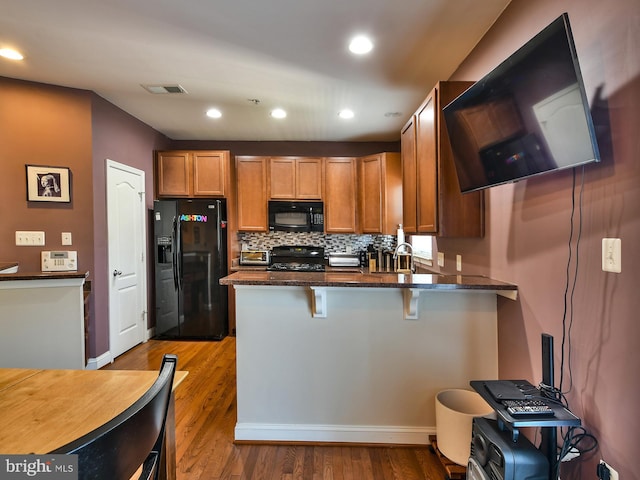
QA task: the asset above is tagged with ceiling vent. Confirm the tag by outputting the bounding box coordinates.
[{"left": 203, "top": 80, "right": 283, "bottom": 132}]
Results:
[{"left": 141, "top": 84, "right": 188, "bottom": 94}]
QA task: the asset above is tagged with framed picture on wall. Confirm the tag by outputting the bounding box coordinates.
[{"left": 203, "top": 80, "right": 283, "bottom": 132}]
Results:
[{"left": 26, "top": 165, "right": 71, "bottom": 203}]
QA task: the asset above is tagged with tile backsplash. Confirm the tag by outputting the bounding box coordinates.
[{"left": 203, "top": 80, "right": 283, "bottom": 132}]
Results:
[{"left": 238, "top": 232, "right": 397, "bottom": 254}]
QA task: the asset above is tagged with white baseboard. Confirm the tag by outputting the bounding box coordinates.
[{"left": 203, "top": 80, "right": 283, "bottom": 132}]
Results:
[
  {"left": 85, "top": 351, "right": 112, "bottom": 370},
  {"left": 234, "top": 423, "right": 436, "bottom": 445},
  {"left": 86, "top": 330, "right": 154, "bottom": 370}
]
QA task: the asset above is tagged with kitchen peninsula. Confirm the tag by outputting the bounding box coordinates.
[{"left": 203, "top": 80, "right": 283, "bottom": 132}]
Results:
[
  {"left": 0, "top": 271, "right": 88, "bottom": 370},
  {"left": 221, "top": 271, "right": 517, "bottom": 445}
]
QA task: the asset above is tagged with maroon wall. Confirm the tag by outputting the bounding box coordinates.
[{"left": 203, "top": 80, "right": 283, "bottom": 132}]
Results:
[
  {"left": 436, "top": 1, "right": 639, "bottom": 477},
  {"left": 90, "top": 95, "right": 171, "bottom": 358}
]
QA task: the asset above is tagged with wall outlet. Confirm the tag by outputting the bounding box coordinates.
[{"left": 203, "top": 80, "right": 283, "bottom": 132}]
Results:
[
  {"left": 61, "top": 232, "right": 73, "bottom": 245},
  {"left": 598, "top": 460, "right": 619, "bottom": 480},
  {"left": 602, "top": 238, "right": 621, "bottom": 273},
  {"left": 437, "top": 252, "right": 445, "bottom": 267},
  {"left": 456, "top": 254, "right": 462, "bottom": 271},
  {"left": 15, "top": 231, "right": 45, "bottom": 246}
]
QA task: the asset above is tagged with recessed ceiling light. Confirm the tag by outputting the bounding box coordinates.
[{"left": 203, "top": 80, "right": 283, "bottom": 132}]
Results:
[
  {"left": 348, "top": 35, "right": 373, "bottom": 55},
  {"left": 0, "top": 48, "right": 24, "bottom": 60},
  {"left": 339, "top": 109, "right": 355, "bottom": 119},
  {"left": 271, "top": 108, "right": 287, "bottom": 119},
  {"left": 206, "top": 108, "right": 222, "bottom": 119}
]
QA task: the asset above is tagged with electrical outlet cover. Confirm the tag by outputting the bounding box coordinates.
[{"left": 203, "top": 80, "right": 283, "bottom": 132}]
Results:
[
  {"left": 599, "top": 460, "right": 619, "bottom": 480},
  {"left": 602, "top": 238, "right": 621, "bottom": 273}
]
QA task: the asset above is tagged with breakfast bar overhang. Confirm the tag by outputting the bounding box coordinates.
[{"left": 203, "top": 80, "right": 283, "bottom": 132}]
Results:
[{"left": 221, "top": 271, "right": 517, "bottom": 445}]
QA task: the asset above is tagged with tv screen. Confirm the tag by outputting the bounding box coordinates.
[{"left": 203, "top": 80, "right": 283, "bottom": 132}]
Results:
[{"left": 443, "top": 13, "right": 600, "bottom": 193}]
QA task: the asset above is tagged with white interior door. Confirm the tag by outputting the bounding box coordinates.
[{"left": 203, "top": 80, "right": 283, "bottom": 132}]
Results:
[{"left": 106, "top": 159, "right": 147, "bottom": 359}]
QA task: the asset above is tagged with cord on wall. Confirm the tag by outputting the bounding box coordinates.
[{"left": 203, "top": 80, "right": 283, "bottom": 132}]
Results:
[{"left": 553, "top": 166, "right": 599, "bottom": 480}]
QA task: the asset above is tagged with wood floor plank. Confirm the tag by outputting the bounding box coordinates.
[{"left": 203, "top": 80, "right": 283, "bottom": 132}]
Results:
[{"left": 105, "top": 338, "right": 450, "bottom": 480}]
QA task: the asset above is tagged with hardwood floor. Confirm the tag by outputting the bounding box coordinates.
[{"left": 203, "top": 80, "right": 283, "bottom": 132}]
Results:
[{"left": 104, "top": 338, "right": 451, "bottom": 480}]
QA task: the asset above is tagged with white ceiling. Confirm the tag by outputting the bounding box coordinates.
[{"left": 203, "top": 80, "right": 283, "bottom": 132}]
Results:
[{"left": 0, "top": 0, "right": 510, "bottom": 142}]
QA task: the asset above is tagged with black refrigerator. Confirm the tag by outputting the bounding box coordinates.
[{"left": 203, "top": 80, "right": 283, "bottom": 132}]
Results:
[{"left": 153, "top": 199, "right": 228, "bottom": 339}]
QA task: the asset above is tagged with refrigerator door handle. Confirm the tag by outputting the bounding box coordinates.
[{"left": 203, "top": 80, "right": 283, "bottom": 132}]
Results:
[
  {"left": 216, "top": 200, "right": 223, "bottom": 257},
  {"left": 172, "top": 215, "right": 179, "bottom": 290},
  {"left": 176, "top": 214, "right": 184, "bottom": 290}
]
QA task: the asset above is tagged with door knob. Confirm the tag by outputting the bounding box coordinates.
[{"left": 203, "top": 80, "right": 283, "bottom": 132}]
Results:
[{"left": 113, "top": 269, "right": 122, "bottom": 277}]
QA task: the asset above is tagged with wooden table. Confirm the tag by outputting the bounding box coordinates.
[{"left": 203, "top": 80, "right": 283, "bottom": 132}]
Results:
[{"left": 0, "top": 368, "right": 188, "bottom": 480}]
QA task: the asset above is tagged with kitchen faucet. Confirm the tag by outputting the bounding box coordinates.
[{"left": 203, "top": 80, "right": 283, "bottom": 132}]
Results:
[
  {"left": 393, "top": 242, "right": 413, "bottom": 258},
  {"left": 393, "top": 242, "right": 414, "bottom": 273}
]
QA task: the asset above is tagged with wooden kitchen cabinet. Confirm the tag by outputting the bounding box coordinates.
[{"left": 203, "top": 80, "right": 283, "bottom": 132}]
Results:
[
  {"left": 401, "top": 116, "right": 418, "bottom": 233},
  {"left": 269, "top": 157, "right": 323, "bottom": 200},
  {"left": 359, "top": 152, "right": 402, "bottom": 235},
  {"left": 402, "top": 81, "right": 484, "bottom": 237},
  {"left": 324, "top": 157, "right": 358, "bottom": 233},
  {"left": 236, "top": 156, "right": 268, "bottom": 231},
  {"left": 156, "top": 150, "right": 228, "bottom": 198}
]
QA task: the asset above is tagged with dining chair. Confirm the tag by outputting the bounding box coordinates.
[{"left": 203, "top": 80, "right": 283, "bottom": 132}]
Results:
[{"left": 51, "top": 354, "right": 178, "bottom": 480}]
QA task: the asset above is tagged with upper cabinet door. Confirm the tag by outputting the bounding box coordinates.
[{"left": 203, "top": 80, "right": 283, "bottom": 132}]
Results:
[
  {"left": 156, "top": 150, "right": 229, "bottom": 198},
  {"left": 324, "top": 157, "right": 357, "bottom": 233},
  {"left": 295, "top": 157, "right": 323, "bottom": 199},
  {"left": 237, "top": 156, "right": 268, "bottom": 232},
  {"left": 156, "top": 151, "right": 191, "bottom": 197},
  {"left": 269, "top": 157, "right": 297, "bottom": 199},
  {"left": 359, "top": 153, "right": 402, "bottom": 235},
  {"left": 269, "top": 157, "right": 322, "bottom": 200},
  {"left": 192, "top": 151, "right": 227, "bottom": 197},
  {"left": 360, "top": 154, "right": 384, "bottom": 234},
  {"left": 416, "top": 90, "right": 438, "bottom": 233},
  {"left": 401, "top": 116, "right": 418, "bottom": 234}
]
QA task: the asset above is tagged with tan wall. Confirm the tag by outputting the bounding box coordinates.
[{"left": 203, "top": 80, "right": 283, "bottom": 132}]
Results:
[
  {"left": 437, "top": 1, "right": 639, "bottom": 477},
  {"left": 0, "top": 77, "right": 94, "bottom": 274}
]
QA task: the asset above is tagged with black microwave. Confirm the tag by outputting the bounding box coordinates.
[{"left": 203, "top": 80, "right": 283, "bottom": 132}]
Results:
[{"left": 268, "top": 201, "right": 324, "bottom": 233}]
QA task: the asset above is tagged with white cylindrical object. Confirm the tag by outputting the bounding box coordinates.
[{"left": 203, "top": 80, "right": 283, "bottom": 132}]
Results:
[
  {"left": 397, "top": 224, "right": 405, "bottom": 252},
  {"left": 435, "top": 389, "right": 495, "bottom": 466}
]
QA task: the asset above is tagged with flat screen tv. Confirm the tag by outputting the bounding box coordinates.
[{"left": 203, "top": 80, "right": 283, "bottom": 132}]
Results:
[{"left": 443, "top": 13, "right": 600, "bottom": 193}]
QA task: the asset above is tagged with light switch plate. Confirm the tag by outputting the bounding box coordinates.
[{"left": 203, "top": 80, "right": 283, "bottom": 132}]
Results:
[
  {"left": 16, "top": 231, "right": 45, "bottom": 246},
  {"left": 437, "top": 252, "right": 445, "bottom": 267}
]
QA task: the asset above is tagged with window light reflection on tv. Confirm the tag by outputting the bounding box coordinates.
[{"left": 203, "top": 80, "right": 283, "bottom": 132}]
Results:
[{"left": 443, "top": 13, "right": 601, "bottom": 193}]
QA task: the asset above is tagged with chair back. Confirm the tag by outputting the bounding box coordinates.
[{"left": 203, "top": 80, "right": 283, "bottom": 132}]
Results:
[{"left": 51, "top": 354, "right": 178, "bottom": 480}]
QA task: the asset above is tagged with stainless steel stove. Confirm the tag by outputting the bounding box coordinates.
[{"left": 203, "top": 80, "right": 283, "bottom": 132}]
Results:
[{"left": 268, "top": 245, "right": 325, "bottom": 272}]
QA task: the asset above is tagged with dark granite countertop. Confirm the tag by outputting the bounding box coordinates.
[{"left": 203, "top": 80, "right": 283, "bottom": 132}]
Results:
[
  {"left": 220, "top": 270, "right": 517, "bottom": 292},
  {"left": 0, "top": 271, "right": 89, "bottom": 282}
]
